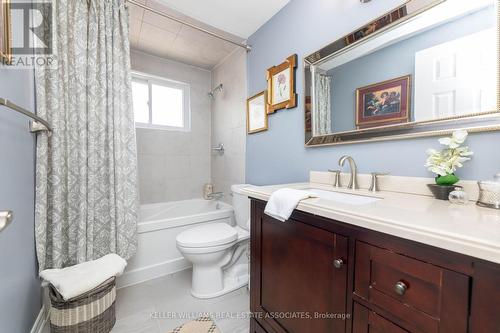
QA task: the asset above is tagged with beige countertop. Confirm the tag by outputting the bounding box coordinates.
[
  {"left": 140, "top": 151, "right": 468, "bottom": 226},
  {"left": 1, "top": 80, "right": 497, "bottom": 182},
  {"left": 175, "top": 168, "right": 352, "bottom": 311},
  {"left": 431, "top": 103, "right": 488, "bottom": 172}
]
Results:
[{"left": 240, "top": 181, "right": 500, "bottom": 265}]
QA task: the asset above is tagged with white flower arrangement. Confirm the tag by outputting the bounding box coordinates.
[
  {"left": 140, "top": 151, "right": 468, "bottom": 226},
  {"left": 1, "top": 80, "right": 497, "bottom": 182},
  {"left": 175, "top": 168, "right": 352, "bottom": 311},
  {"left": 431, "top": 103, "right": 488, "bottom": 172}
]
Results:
[{"left": 425, "top": 130, "right": 473, "bottom": 185}]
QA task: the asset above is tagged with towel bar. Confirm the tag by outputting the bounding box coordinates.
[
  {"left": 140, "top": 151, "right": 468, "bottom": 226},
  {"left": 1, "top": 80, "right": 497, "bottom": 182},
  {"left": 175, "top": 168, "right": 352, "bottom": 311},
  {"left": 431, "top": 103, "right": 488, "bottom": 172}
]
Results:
[
  {"left": 0, "top": 97, "right": 52, "bottom": 133},
  {"left": 0, "top": 210, "right": 13, "bottom": 233}
]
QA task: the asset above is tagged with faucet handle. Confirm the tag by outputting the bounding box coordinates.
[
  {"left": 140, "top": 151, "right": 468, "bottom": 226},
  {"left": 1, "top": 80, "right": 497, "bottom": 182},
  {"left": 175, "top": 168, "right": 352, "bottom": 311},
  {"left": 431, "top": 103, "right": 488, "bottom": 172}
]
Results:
[
  {"left": 328, "top": 169, "right": 341, "bottom": 187},
  {"left": 369, "top": 172, "right": 389, "bottom": 192}
]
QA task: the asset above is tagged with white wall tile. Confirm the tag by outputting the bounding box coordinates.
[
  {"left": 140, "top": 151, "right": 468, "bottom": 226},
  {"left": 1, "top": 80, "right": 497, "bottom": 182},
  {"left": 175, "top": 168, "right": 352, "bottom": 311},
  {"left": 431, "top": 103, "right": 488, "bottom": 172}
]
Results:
[
  {"left": 210, "top": 49, "right": 247, "bottom": 202},
  {"left": 132, "top": 48, "right": 246, "bottom": 205},
  {"left": 132, "top": 50, "right": 211, "bottom": 204}
]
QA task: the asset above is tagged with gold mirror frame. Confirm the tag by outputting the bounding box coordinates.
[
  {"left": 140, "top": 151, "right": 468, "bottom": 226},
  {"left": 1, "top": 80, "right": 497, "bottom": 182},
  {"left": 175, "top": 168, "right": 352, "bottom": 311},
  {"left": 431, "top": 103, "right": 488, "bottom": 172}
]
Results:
[
  {"left": 0, "top": 0, "right": 12, "bottom": 65},
  {"left": 304, "top": 0, "right": 500, "bottom": 147}
]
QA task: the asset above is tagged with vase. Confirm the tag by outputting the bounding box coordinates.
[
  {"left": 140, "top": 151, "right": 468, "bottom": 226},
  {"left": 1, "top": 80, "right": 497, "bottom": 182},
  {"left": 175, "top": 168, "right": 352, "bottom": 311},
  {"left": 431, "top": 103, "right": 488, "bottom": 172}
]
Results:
[{"left": 427, "top": 184, "right": 462, "bottom": 201}]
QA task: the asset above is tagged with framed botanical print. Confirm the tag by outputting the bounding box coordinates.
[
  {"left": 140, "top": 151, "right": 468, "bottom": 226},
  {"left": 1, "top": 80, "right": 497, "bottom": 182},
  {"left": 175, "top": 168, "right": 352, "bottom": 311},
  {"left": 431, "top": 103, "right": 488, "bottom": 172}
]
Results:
[
  {"left": 266, "top": 54, "right": 297, "bottom": 113},
  {"left": 0, "top": 0, "right": 11, "bottom": 64},
  {"left": 247, "top": 91, "right": 269, "bottom": 134},
  {"left": 356, "top": 75, "right": 411, "bottom": 129}
]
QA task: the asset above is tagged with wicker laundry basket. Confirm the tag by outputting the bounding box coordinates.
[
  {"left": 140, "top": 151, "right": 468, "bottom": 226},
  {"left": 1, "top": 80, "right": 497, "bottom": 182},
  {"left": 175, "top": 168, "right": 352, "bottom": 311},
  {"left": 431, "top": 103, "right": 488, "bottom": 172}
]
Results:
[{"left": 48, "top": 277, "right": 116, "bottom": 333}]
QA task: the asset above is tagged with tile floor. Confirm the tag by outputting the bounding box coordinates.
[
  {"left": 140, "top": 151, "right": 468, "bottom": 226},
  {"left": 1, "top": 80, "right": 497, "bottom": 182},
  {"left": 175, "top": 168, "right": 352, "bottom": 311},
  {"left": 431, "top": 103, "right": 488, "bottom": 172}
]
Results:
[{"left": 111, "top": 269, "right": 250, "bottom": 333}]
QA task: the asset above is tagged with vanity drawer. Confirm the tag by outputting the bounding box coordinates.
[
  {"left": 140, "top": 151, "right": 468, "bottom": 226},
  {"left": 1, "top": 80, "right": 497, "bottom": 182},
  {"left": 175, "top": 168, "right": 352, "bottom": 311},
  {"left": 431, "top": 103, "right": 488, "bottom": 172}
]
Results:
[
  {"left": 353, "top": 302, "right": 409, "bottom": 333},
  {"left": 354, "top": 241, "right": 469, "bottom": 333}
]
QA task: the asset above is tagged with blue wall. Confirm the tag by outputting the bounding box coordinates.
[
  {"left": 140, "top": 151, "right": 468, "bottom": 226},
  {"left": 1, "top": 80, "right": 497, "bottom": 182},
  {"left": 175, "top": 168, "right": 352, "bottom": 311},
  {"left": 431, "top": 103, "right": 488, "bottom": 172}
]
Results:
[
  {"left": 246, "top": 0, "right": 500, "bottom": 185},
  {"left": 0, "top": 7, "right": 42, "bottom": 333},
  {"left": 329, "top": 7, "right": 493, "bottom": 132}
]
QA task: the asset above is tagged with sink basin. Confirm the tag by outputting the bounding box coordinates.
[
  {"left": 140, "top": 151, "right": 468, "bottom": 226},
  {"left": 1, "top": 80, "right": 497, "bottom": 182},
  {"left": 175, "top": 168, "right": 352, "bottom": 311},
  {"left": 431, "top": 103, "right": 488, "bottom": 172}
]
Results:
[{"left": 306, "top": 188, "right": 381, "bottom": 206}]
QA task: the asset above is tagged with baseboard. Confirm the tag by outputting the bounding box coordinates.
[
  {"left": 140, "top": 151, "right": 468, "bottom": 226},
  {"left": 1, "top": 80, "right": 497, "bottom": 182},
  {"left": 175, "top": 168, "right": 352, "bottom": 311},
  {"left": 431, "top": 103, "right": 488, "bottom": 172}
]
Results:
[
  {"left": 117, "top": 257, "right": 191, "bottom": 289},
  {"left": 30, "top": 305, "right": 49, "bottom": 333}
]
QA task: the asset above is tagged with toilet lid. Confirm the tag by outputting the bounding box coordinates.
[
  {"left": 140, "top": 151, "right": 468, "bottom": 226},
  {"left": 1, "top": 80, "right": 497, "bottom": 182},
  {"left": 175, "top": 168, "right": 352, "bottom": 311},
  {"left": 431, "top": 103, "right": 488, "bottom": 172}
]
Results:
[{"left": 176, "top": 223, "right": 238, "bottom": 248}]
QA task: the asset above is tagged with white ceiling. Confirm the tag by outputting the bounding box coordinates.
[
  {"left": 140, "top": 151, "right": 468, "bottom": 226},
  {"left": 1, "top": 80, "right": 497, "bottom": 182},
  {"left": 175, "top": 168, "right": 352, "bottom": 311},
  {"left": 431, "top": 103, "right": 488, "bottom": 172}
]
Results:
[
  {"left": 129, "top": 0, "right": 249, "bottom": 69},
  {"left": 155, "top": 0, "right": 291, "bottom": 38},
  {"left": 128, "top": 0, "right": 290, "bottom": 69}
]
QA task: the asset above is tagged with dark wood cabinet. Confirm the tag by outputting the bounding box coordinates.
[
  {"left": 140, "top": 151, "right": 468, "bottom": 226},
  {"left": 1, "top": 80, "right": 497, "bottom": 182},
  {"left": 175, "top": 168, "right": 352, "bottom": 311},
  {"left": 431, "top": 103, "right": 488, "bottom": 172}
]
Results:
[
  {"left": 354, "top": 241, "right": 469, "bottom": 333},
  {"left": 251, "top": 318, "right": 270, "bottom": 333},
  {"left": 352, "top": 303, "right": 409, "bottom": 333},
  {"left": 250, "top": 199, "right": 500, "bottom": 333},
  {"left": 251, "top": 208, "right": 348, "bottom": 332}
]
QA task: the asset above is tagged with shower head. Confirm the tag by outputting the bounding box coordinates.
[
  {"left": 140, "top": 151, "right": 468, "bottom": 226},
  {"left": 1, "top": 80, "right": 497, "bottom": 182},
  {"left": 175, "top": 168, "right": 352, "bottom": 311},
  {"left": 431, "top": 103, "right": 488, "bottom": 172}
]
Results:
[{"left": 208, "top": 84, "right": 223, "bottom": 98}]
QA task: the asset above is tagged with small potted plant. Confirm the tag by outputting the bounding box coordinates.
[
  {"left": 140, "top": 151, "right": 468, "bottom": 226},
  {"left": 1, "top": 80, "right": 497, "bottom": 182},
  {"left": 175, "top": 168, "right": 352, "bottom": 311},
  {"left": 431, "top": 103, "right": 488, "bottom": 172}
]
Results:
[{"left": 425, "top": 130, "right": 473, "bottom": 200}]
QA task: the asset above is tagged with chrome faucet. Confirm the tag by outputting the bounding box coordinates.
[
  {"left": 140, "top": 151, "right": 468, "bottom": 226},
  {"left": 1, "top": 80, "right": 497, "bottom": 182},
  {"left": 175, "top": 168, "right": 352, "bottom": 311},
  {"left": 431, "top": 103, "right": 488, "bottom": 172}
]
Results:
[
  {"left": 207, "top": 192, "right": 224, "bottom": 209},
  {"left": 339, "top": 155, "right": 358, "bottom": 190}
]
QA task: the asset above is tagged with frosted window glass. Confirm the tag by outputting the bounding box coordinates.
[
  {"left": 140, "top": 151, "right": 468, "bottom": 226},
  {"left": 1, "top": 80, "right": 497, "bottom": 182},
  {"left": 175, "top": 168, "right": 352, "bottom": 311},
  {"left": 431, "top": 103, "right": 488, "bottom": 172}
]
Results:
[{"left": 151, "top": 84, "right": 184, "bottom": 127}]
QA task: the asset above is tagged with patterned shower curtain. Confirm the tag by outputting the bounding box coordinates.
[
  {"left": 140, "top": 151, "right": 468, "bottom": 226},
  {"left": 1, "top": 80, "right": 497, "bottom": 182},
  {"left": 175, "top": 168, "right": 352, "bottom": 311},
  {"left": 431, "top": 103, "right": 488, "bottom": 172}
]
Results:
[
  {"left": 35, "top": 0, "right": 139, "bottom": 270},
  {"left": 312, "top": 69, "right": 333, "bottom": 136}
]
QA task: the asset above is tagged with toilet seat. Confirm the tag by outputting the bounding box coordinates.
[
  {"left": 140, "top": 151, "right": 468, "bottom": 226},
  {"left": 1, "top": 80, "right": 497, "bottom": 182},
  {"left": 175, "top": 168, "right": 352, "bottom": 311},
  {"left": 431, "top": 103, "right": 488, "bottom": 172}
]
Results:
[{"left": 177, "top": 223, "right": 238, "bottom": 248}]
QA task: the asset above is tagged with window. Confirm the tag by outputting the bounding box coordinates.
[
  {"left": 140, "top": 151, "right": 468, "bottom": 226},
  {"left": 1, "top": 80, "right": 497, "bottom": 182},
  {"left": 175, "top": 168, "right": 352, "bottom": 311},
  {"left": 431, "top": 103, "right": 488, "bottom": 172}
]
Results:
[{"left": 132, "top": 72, "right": 190, "bottom": 131}]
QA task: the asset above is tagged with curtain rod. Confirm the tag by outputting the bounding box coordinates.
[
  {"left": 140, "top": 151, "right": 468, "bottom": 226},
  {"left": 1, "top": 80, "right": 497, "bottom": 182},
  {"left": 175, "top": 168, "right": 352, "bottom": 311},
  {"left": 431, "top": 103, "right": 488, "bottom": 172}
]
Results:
[{"left": 126, "top": 0, "right": 251, "bottom": 52}]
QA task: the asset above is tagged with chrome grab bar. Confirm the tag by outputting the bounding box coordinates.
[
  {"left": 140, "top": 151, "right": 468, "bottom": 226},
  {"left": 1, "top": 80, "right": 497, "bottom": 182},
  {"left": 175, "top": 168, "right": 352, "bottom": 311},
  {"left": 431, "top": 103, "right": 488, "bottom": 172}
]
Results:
[
  {"left": 0, "top": 210, "right": 13, "bottom": 233},
  {"left": 0, "top": 97, "right": 52, "bottom": 133}
]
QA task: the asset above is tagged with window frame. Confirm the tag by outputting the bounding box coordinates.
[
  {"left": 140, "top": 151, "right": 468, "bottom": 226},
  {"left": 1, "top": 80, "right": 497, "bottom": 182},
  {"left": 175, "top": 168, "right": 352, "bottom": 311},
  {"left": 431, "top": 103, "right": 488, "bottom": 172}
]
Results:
[{"left": 132, "top": 71, "right": 191, "bottom": 132}]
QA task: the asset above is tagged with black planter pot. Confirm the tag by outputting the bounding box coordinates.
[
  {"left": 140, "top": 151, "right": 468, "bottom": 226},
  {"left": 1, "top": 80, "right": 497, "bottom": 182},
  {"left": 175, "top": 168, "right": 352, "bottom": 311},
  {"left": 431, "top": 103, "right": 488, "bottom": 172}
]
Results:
[{"left": 427, "top": 184, "right": 461, "bottom": 201}]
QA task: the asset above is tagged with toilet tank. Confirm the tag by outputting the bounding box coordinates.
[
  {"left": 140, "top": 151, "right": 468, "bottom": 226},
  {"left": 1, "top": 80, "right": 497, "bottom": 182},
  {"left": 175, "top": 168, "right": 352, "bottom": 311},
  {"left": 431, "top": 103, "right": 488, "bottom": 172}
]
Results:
[{"left": 231, "top": 184, "right": 252, "bottom": 231}]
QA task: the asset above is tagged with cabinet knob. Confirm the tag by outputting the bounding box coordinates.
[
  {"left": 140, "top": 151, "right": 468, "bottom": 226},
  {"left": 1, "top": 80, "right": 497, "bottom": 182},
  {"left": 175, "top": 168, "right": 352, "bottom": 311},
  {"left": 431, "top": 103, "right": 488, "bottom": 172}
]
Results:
[
  {"left": 394, "top": 281, "right": 408, "bottom": 296},
  {"left": 333, "top": 259, "right": 344, "bottom": 269}
]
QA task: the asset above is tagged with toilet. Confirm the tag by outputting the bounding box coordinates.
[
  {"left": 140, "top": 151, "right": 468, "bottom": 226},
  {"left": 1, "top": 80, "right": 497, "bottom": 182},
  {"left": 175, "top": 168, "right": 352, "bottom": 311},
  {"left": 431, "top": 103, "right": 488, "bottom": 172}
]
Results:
[{"left": 176, "top": 184, "right": 252, "bottom": 298}]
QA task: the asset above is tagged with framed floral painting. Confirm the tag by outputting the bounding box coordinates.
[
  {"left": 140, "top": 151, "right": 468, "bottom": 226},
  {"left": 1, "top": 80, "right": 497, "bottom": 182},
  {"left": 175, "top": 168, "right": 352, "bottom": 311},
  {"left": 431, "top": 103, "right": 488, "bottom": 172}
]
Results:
[
  {"left": 266, "top": 54, "right": 297, "bottom": 113},
  {"left": 356, "top": 75, "right": 411, "bottom": 129},
  {"left": 247, "top": 91, "right": 268, "bottom": 134},
  {"left": 0, "top": 0, "right": 11, "bottom": 64}
]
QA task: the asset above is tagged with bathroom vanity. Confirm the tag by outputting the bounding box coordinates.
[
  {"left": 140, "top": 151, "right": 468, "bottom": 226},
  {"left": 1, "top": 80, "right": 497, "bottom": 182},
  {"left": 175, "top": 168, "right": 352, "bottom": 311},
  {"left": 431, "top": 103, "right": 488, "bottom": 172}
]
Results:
[
  {"left": 243, "top": 0, "right": 500, "bottom": 330},
  {"left": 242, "top": 176, "right": 500, "bottom": 333}
]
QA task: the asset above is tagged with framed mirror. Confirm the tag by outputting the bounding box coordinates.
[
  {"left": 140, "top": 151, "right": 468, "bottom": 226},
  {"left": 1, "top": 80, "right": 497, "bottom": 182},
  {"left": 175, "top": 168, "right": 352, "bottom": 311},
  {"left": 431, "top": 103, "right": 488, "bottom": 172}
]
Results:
[{"left": 304, "top": 0, "right": 500, "bottom": 147}]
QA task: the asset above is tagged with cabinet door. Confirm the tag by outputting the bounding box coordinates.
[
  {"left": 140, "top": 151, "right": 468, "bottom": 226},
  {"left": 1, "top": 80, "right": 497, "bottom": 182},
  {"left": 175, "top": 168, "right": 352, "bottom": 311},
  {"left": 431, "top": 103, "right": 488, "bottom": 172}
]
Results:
[{"left": 251, "top": 206, "right": 348, "bottom": 333}]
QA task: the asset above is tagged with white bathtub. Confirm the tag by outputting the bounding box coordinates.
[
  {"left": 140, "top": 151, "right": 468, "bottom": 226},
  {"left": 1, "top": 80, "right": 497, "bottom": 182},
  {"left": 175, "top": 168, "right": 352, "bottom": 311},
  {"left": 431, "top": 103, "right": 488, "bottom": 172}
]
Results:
[{"left": 118, "top": 199, "right": 234, "bottom": 288}]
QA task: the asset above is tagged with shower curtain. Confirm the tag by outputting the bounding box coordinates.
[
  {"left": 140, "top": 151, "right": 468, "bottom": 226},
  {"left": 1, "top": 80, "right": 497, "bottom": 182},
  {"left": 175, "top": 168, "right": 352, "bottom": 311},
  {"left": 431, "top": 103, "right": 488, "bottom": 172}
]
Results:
[
  {"left": 35, "top": 0, "right": 139, "bottom": 270},
  {"left": 313, "top": 70, "right": 333, "bottom": 136}
]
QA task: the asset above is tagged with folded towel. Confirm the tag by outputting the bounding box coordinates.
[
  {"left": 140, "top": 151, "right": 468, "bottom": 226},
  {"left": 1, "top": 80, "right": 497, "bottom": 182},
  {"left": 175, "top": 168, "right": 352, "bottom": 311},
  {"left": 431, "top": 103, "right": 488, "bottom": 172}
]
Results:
[
  {"left": 264, "top": 188, "right": 317, "bottom": 222},
  {"left": 40, "top": 254, "right": 127, "bottom": 301}
]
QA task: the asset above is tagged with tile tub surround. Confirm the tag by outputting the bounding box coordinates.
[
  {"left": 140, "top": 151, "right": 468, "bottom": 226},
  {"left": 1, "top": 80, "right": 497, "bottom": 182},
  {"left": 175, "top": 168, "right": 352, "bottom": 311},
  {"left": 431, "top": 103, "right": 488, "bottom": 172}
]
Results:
[
  {"left": 245, "top": 0, "right": 500, "bottom": 186},
  {"left": 240, "top": 172, "right": 500, "bottom": 264},
  {"left": 211, "top": 48, "right": 247, "bottom": 203},
  {"left": 131, "top": 50, "right": 212, "bottom": 204}
]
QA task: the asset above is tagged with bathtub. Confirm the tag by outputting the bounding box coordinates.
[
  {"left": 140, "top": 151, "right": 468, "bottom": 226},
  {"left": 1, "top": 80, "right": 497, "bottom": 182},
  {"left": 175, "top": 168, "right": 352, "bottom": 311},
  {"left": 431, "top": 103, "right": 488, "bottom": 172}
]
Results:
[{"left": 118, "top": 199, "right": 234, "bottom": 288}]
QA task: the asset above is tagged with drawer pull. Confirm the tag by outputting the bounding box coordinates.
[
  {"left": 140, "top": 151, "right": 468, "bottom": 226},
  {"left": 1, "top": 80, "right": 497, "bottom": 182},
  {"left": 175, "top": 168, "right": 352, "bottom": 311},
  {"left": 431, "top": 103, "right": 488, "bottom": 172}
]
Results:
[
  {"left": 333, "top": 259, "right": 344, "bottom": 269},
  {"left": 394, "top": 281, "right": 408, "bottom": 296}
]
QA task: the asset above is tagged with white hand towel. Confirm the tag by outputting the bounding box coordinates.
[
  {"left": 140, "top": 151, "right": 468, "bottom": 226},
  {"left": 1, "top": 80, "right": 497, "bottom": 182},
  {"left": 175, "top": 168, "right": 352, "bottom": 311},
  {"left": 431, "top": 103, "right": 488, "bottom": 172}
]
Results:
[
  {"left": 264, "top": 188, "right": 317, "bottom": 222},
  {"left": 40, "top": 254, "right": 127, "bottom": 300}
]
